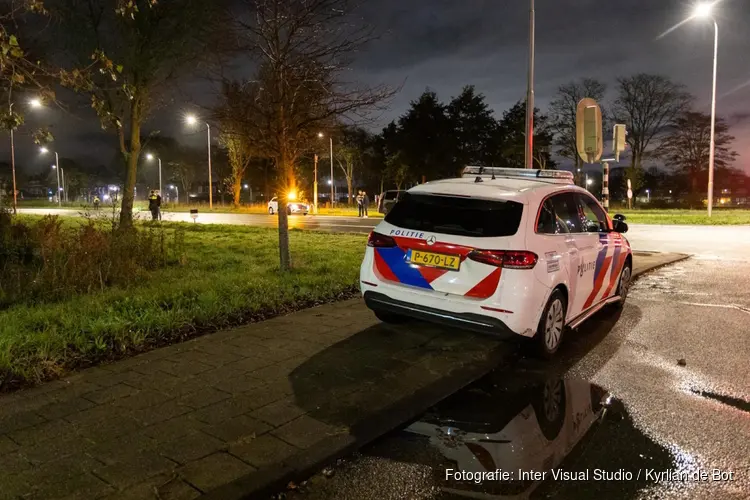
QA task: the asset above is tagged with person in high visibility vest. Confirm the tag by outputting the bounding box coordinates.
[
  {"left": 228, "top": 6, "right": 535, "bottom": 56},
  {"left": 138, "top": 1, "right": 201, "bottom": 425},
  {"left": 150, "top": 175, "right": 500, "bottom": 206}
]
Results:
[{"left": 148, "top": 190, "right": 162, "bottom": 221}]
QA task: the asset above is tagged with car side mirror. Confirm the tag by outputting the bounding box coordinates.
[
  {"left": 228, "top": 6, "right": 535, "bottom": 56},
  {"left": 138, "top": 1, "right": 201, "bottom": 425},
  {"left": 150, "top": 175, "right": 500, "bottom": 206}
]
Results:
[
  {"left": 613, "top": 213, "right": 626, "bottom": 221},
  {"left": 613, "top": 219, "right": 628, "bottom": 233}
]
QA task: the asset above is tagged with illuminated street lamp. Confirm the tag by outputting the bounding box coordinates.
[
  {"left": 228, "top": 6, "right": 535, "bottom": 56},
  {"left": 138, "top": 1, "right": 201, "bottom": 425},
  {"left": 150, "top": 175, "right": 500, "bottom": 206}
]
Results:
[
  {"left": 40, "top": 147, "right": 62, "bottom": 206},
  {"left": 318, "top": 132, "right": 334, "bottom": 207},
  {"left": 185, "top": 114, "right": 212, "bottom": 209},
  {"left": 7, "top": 98, "right": 44, "bottom": 214},
  {"left": 691, "top": 2, "right": 719, "bottom": 217},
  {"left": 146, "top": 153, "right": 162, "bottom": 194},
  {"left": 169, "top": 184, "right": 179, "bottom": 203}
]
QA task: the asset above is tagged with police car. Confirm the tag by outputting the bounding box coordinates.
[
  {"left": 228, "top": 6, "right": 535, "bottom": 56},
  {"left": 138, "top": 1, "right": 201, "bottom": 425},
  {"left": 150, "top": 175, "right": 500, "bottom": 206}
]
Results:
[{"left": 359, "top": 167, "right": 632, "bottom": 357}]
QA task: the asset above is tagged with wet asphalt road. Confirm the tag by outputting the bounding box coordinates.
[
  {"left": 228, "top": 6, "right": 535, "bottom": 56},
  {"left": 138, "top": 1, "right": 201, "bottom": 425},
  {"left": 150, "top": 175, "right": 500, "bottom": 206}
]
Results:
[{"left": 282, "top": 257, "right": 750, "bottom": 499}]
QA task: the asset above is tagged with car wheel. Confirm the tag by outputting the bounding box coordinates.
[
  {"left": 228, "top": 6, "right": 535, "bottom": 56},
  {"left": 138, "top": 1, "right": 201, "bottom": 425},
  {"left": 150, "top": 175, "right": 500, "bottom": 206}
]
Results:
[
  {"left": 615, "top": 260, "right": 632, "bottom": 307},
  {"left": 535, "top": 289, "right": 566, "bottom": 358},
  {"left": 268, "top": 207, "right": 274, "bottom": 215},
  {"left": 531, "top": 378, "right": 567, "bottom": 441},
  {"left": 374, "top": 310, "right": 409, "bottom": 324}
]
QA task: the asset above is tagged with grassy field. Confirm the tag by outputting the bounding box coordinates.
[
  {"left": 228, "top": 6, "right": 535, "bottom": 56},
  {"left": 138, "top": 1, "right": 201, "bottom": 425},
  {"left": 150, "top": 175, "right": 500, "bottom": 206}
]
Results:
[
  {"left": 615, "top": 209, "right": 750, "bottom": 225},
  {"left": 0, "top": 221, "right": 366, "bottom": 388}
]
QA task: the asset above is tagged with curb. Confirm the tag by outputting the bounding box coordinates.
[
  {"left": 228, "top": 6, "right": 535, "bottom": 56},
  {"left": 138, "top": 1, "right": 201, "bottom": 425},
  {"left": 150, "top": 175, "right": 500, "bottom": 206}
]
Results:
[{"left": 201, "top": 252, "right": 690, "bottom": 500}]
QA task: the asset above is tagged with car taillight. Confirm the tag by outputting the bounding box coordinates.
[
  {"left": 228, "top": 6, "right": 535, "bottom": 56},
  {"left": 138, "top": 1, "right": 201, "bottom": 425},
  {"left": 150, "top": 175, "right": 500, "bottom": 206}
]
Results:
[
  {"left": 367, "top": 231, "right": 396, "bottom": 248},
  {"left": 468, "top": 250, "right": 537, "bottom": 269}
]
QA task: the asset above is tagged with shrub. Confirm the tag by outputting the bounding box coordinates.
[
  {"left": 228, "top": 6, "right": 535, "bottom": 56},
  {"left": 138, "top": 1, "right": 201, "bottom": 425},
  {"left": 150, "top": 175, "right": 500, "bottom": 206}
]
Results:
[{"left": 0, "top": 212, "right": 181, "bottom": 307}]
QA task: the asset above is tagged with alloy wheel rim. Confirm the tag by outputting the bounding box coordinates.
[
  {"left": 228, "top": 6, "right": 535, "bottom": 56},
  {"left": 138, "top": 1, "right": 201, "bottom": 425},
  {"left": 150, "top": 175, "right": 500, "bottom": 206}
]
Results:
[
  {"left": 621, "top": 267, "right": 631, "bottom": 299},
  {"left": 543, "top": 380, "right": 563, "bottom": 422},
  {"left": 545, "top": 299, "right": 564, "bottom": 351}
]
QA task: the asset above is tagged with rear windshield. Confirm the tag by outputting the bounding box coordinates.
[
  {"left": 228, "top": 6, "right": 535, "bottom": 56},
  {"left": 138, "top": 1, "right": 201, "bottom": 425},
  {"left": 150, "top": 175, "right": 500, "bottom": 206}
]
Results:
[{"left": 385, "top": 193, "right": 523, "bottom": 237}]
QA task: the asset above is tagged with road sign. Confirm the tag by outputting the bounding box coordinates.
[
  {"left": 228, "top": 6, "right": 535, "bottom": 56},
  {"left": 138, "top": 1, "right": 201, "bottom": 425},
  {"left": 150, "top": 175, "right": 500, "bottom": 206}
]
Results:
[
  {"left": 576, "top": 98, "right": 603, "bottom": 164},
  {"left": 614, "top": 124, "right": 627, "bottom": 162}
]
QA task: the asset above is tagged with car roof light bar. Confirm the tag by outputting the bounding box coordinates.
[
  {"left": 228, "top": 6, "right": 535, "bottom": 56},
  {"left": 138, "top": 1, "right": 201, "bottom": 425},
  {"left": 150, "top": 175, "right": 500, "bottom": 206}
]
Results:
[{"left": 462, "top": 166, "right": 574, "bottom": 184}]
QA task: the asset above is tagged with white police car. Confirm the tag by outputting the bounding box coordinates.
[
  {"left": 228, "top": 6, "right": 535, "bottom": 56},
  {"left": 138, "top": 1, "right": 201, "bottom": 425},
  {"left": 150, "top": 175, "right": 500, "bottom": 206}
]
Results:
[{"left": 359, "top": 167, "right": 632, "bottom": 357}]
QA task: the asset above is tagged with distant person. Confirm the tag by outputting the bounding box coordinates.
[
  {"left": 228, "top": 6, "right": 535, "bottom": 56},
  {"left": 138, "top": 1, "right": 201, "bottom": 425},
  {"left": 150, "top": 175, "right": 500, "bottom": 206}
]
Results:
[
  {"left": 93, "top": 196, "right": 100, "bottom": 211},
  {"left": 362, "top": 191, "right": 370, "bottom": 218},
  {"left": 356, "top": 190, "right": 364, "bottom": 217},
  {"left": 148, "top": 190, "right": 162, "bottom": 221}
]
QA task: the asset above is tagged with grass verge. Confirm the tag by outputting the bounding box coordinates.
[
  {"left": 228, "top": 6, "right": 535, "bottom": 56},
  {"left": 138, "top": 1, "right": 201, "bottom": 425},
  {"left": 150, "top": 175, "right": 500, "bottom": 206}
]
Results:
[
  {"left": 615, "top": 209, "right": 750, "bottom": 225},
  {"left": 0, "top": 222, "right": 366, "bottom": 389}
]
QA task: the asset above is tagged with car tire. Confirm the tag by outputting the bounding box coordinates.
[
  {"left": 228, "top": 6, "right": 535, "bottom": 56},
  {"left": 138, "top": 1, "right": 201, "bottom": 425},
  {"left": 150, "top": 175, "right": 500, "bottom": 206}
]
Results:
[
  {"left": 268, "top": 207, "right": 274, "bottom": 215},
  {"left": 373, "top": 310, "right": 409, "bottom": 324},
  {"left": 531, "top": 378, "right": 567, "bottom": 441},
  {"left": 614, "top": 260, "right": 632, "bottom": 307},
  {"left": 535, "top": 289, "right": 566, "bottom": 358}
]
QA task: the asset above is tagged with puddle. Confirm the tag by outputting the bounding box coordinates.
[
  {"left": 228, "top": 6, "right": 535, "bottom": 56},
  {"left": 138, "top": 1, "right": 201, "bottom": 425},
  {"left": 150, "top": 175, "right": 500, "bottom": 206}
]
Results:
[{"left": 283, "top": 373, "right": 691, "bottom": 500}]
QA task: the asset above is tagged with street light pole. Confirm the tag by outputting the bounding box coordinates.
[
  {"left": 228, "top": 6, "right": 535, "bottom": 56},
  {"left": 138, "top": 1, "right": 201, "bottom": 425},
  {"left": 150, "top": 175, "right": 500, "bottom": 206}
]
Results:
[
  {"left": 329, "top": 137, "right": 334, "bottom": 207},
  {"left": 9, "top": 127, "right": 17, "bottom": 214},
  {"left": 158, "top": 157, "right": 162, "bottom": 195},
  {"left": 206, "top": 123, "right": 213, "bottom": 210},
  {"left": 7, "top": 101, "right": 19, "bottom": 214},
  {"left": 55, "top": 152, "right": 61, "bottom": 206},
  {"left": 524, "top": 0, "right": 535, "bottom": 170},
  {"left": 707, "top": 20, "right": 718, "bottom": 218},
  {"left": 313, "top": 154, "right": 319, "bottom": 214}
]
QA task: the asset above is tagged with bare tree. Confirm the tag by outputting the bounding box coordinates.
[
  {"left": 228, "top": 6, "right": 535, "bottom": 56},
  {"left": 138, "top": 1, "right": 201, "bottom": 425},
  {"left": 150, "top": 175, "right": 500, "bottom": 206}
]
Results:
[
  {"left": 549, "top": 78, "right": 606, "bottom": 182},
  {"left": 55, "top": 0, "right": 231, "bottom": 227},
  {"left": 662, "top": 111, "right": 737, "bottom": 200},
  {"left": 612, "top": 74, "right": 692, "bottom": 191},
  {"left": 234, "top": 0, "right": 394, "bottom": 271},
  {"left": 216, "top": 82, "right": 255, "bottom": 207}
]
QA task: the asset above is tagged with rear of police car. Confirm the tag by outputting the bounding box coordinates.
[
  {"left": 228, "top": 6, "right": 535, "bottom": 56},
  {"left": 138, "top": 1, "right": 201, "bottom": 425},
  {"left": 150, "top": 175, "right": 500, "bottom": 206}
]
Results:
[{"left": 360, "top": 167, "right": 568, "bottom": 339}]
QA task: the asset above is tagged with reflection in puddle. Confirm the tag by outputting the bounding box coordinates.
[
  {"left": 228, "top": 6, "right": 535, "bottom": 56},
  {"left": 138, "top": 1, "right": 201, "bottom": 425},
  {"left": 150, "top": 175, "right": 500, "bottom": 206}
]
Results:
[
  {"left": 285, "top": 374, "right": 689, "bottom": 500},
  {"left": 405, "top": 377, "right": 613, "bottom": 498}
]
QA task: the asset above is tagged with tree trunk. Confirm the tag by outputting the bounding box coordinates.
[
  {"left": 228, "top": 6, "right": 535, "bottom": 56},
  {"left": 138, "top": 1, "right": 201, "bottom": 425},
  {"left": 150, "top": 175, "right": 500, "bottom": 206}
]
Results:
[
  {"left": 347, "top": 176, "right": 353, "bottom": 206},
  {"left": 232, "top": 177, "right": 242, "bottom": 207},
  {"left": 277, "top": 151, "right": 292, "bottom": 272},
  {"left": 119, "top": 100, "right": 141, "bottom": 228}
]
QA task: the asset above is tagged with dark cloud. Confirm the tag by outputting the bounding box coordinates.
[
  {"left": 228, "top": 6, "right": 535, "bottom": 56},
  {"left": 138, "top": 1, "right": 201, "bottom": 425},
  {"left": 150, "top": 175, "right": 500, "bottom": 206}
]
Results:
[{"left": 3, "top": 0, "right": 750, "bottom": 172}]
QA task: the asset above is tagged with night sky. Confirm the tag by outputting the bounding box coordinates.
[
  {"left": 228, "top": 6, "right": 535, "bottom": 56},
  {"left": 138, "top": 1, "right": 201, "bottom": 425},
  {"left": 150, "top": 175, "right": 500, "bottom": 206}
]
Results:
[{"left": 5, "top": 0, "right": 750, "bottom": 175}]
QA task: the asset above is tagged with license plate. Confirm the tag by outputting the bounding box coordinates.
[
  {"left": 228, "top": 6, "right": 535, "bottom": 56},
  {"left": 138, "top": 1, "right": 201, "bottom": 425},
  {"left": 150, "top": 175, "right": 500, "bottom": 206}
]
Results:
[{"left": 408, "top": 250, "right": 461, "bottom": 271}]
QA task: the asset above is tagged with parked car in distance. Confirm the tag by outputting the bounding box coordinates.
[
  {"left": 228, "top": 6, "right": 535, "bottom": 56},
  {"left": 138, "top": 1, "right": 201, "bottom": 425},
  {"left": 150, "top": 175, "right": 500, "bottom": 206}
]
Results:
[
  {"left": 268, "top": 197, "right": 309, "bottom": 215},
  {"left": 378, "top": 189, "right": 406, "bottom": 215}
]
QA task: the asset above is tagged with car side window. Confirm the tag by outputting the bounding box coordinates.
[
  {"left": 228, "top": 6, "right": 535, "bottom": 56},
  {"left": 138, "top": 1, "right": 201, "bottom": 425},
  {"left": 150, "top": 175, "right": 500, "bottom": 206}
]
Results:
[
  {"left": 578, "top": 194, "right": 609, "bottom": 233},
  {"left": 536, "top": 199, "right": 556, "bottom": 234},
  {"left": 548, "top": 193, "right": 582, "bottom": 233}
]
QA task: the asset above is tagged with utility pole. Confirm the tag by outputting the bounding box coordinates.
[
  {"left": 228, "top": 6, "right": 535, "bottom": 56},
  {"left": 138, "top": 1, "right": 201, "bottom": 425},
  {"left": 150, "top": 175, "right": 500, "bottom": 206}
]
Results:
[
  {"left": 207, "top": 123, "right": 213, "bottom": 210},
  {"left": 524, "top": 0, "right": 535, "bottom": 169},
  {"left": 313, "top": 154, "right": 319, "bottom": 214},
  {"left": 329, "top": 137, "right": 334, "bottom": 207}
]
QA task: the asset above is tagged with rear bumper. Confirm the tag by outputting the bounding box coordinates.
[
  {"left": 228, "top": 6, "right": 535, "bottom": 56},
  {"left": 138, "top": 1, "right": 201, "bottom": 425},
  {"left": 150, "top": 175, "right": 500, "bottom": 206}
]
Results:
[{"left": 364, "top": 291, "right": 514, "bottom": 339}]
